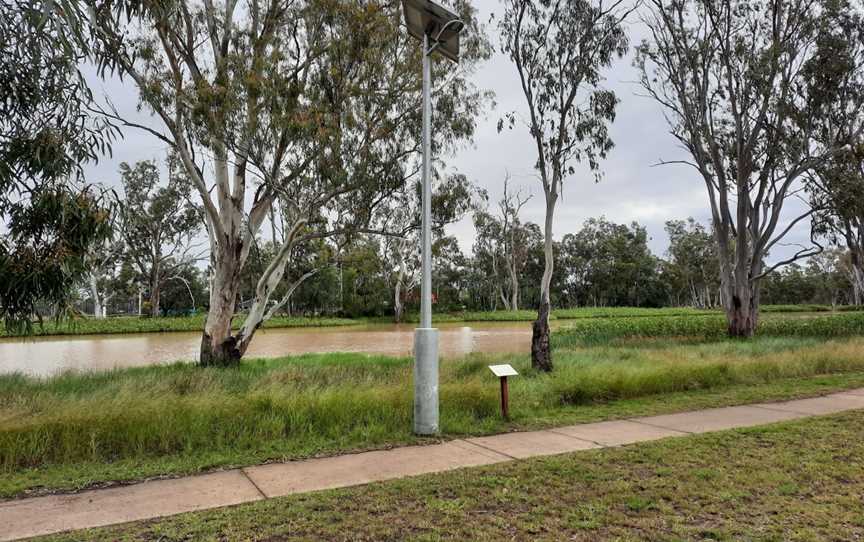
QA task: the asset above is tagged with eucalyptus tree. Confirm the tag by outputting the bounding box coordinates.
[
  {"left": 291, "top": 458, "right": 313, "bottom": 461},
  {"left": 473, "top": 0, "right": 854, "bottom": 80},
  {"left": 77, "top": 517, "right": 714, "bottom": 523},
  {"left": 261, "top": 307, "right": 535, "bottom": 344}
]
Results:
[
  {"left": 84, "top": 223, "right": 125, "bottom": 318},
  {"left": 663, "top": 218, "right": 720, "bottom": 308},
  {"left": 90, "top": 0, "right": 490, "bottom": 365},
  {"left": 432, "top": 235, "right": 468, "bottom": 311},
  {"left": 496, "top": 176, "right": 532, "bottom": 311},
  {"left": 471, "top": 207, "right": 506, "bottom": 310},
  {"left": 559, "top": 217, "right": 661, "bottom": 307},
  {"left": 811, "top": 147, "right": 864, "bottom": 304},
  {"left": 119, "top": 159, "right": 204, "bottom": 318},
  {"left": 499, "top": 0, "right": 634, "bottom": 370},
  {"left": 472, "top": 175, "right": 532, "bottom": 311},
  {"left": 807, "top": 2, "right": 864, "bottom": 304},
  {"left": 0, "top": 0, "right": 117, "bottom": 330},
  {"left": 383, "top": 173, "right": 475, "bottom": 323},
  {"left": 637, "top": 0, "right": 864, "bottom": 336}
]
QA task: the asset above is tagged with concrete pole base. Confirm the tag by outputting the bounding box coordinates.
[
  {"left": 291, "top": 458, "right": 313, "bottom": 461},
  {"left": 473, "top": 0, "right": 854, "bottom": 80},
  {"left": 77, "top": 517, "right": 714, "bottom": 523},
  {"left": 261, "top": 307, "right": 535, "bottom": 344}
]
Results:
[{"left": 413, "top": 327, "right": 439, "bottom": 435}]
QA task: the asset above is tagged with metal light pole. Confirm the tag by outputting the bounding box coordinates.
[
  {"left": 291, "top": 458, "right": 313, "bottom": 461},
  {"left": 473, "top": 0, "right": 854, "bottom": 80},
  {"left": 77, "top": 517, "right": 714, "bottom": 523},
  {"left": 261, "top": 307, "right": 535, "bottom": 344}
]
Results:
[
  {"left": 401, "top": 0, "right": 464, "bottom": 436},
  {"left": 413, "top": 30, "right": 438, "bottom": 435}
]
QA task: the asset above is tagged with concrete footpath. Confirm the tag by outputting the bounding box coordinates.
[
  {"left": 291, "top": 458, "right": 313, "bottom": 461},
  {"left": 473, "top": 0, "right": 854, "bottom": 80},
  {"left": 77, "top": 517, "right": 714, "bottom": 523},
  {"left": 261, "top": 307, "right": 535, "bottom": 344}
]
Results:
[{"left": 4, "top": 389, "right": 864, "bottom": 541}]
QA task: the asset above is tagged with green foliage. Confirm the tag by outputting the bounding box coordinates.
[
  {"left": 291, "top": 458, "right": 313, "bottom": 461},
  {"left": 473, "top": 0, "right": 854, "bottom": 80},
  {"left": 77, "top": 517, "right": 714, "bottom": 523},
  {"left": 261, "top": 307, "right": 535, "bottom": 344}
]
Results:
[
  {"left": 662, "top": 218, "right": 720, "bottom": 308},
  {"left": 1, "top": 1, "right": 119, "bottom": 331},
  {"left": 0, "top": 1, "right": 116, "bottom": 192},
  {"left": 760, "top": 250, "right": 853, "bottom": 306},
  {"left": 118, "top": 158, "right": 203, "bottom": 317},
  {"left": 0, "top": 187, "right": 113, "bottom": 332},
  {"left": 498, "top": 0, "right": 630, "bottom": 181},
  {"left": 558, "top": 217, "right": 667, "bottom": 308}
]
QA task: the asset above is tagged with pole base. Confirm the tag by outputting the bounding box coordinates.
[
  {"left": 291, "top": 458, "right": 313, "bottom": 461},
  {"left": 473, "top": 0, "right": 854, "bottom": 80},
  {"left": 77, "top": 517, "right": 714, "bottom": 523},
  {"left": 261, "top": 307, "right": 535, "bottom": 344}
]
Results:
[{"left": 413, "top": 327, "right": 439, "bottom": 435}]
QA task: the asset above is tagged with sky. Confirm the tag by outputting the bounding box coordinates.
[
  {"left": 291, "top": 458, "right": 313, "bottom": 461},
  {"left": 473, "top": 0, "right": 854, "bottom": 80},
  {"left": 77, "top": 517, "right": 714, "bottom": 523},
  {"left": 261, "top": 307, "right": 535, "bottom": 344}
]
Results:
[{"left": 82, "top": 2, "right": 814, "bottom": 263}]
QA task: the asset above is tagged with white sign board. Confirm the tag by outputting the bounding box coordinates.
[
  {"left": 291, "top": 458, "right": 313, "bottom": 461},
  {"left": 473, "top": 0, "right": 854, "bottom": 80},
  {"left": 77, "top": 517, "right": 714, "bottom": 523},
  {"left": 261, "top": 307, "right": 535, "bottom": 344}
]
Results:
[{"left": 488, "top": 364, "right": 518, "bottom": 378}]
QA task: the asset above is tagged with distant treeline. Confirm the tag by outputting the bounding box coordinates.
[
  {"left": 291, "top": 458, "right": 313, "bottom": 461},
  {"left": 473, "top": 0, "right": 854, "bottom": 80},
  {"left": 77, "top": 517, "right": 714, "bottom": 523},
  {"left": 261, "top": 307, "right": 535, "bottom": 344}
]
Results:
[{"left": 77, "top": 216, "right": 860, "bottom": 320}]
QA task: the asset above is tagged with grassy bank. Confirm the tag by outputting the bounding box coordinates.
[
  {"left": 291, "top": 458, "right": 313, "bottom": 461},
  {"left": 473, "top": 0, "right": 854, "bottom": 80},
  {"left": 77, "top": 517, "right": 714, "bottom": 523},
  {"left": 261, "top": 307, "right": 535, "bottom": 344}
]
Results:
[
  {"left": 373, "top": 307, "right": 721, "bottom": 324},
  {"left": 375, "top": 304, "right": 863, "bottom": 323},
  {"left": 4, "top": 336, "right": 864, "bottom": 498},
  {"left": 38, "top": 410, "right": 864, "bottom": 541},
  {"left": 554, "top": 311, "right": 864, "bottom": 348},
  {"left": 5, "top": 304, "right": 856, "bottom": 338},
  {"left": 0, "top": 314, "right": 359, "bottom": 337}
]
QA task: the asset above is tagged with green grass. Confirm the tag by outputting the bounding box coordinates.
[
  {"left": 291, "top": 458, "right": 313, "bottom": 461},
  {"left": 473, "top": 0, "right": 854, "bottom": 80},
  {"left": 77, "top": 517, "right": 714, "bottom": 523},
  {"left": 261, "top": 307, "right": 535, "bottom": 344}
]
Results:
[
  {"left": 761, "top": 303, "right": 834, "bottom": 313},
  {"left": 364, "top": 310, "right": 541, "bottom": 324},
  {"left": 5, "top": 335, "right": 864, "bottom": 498},
  {"left": 0, "top": 314, "right": 360, "bottom": 337},
  {"left": 553, "top": 306, "right": 720, "bottom": 319},
  {"left": 6, "top": 305, "right": 860, "bottom": 338},
  {"left": 554, "top": 311, "right": 864, "bottom": 348},
  {"left": 37, "top": 410, "right": 864, "bottom": 541},
  {"left": 379, "top": 307, "right": 722, "bottom": 323}
]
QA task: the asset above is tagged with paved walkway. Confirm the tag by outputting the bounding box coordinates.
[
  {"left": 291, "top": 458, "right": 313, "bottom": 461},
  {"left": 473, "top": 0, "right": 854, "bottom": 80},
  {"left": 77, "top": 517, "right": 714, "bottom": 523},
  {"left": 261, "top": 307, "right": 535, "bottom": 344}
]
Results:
[{"left": 4, "top": 389, "right": 864, "bottom": 541}]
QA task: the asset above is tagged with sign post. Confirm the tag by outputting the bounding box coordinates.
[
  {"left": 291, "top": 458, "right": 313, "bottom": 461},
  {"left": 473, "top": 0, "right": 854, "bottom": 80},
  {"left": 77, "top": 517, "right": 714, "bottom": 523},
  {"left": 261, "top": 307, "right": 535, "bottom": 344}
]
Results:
[{"left": 488, "top": 364, "right": 518, "bottom": 420}]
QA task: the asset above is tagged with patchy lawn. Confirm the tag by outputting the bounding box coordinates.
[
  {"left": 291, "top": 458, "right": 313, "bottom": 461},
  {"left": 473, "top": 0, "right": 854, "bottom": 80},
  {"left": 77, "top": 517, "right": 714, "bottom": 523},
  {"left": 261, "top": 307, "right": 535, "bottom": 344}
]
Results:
[{"left": 38, "top": 410, "right": 864, "bottom": 541}]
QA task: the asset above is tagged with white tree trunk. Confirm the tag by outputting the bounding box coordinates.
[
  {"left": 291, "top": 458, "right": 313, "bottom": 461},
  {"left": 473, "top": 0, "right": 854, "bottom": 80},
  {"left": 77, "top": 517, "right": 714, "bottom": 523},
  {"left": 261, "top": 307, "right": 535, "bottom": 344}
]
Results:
[
  {"left": 852, "top": 262, "right": 864, "bottom": 306},
  {"left": 264, "top": 268, "right": 320, "bottom": 321},
  {"left": 89, "top": 274, "right": 105, "bottom": 319},
  {"left": 205, "top": 220, "right": 307, "bottom": 365},
  {"left": 508, "top": 261, "right": 519, "bottom": 311},
  {"left": 532, "top": 191, "right": 557, "bottom": 372}
]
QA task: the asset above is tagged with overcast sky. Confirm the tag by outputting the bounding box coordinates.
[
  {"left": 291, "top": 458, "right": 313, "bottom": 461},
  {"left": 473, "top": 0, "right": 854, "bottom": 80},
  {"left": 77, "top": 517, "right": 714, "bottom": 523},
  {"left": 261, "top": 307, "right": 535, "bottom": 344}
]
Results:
[{"left": 82, "top": 3, "right": 813, "bottom": 263}]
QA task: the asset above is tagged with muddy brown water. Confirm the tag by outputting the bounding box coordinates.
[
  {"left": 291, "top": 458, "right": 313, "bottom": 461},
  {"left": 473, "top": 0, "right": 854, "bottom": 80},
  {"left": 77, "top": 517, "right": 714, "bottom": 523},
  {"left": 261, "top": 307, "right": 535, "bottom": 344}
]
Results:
[{"left": 0, "top": 322, "right": 535, "bottom": 378}]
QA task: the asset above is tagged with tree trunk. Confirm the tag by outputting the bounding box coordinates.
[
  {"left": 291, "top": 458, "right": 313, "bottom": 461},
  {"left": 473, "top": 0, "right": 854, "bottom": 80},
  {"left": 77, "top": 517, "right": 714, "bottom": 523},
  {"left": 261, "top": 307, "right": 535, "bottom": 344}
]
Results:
[
  {"left": 531, "top": 299, "right": 552, "bottom": 371},
  {"left": 149, "top": 280, "right": 161, "bottom": 318},
  {"left": 853, "top": 267, "right": 864, "bottom": 306},
  {"left": 508, "top": 261, "right": 519, "bottom": 311},
  {"left": 725, "top": 295, "right": 758, "bottom": 336},
  {"left": 200, "top": 254, "right": 244, "bottom": 367},
  {"left": 89, "top": 274, "right": 105, "bottom": 319},
  {"left": 394, "top": 274, "right": 404, "bottom": 324},
  {"left": 499, "top": 285, "right": 511, "bottom": 311},
  {"left": 849, "top": 249, "right": 864, "bottom": 306},
  {"left": 723, "top": 271, "right": 759, "bottom": 337},
  {"left": 531, "top": 193, "right": 557, "bottom": 372},
  {"left": 394, "top": 241, "right": 407, "bottom": 323}
]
